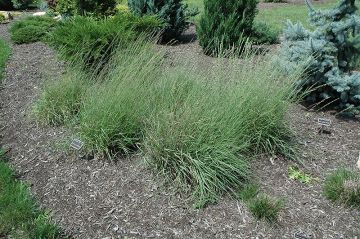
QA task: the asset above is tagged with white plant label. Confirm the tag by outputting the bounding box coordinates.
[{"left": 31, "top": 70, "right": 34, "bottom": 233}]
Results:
[
  {"left": 70, "top": 139, "right": 84, "bottom": 150},
  {"left": 317, "top": 118, "right": 331, "bottom": 127}
]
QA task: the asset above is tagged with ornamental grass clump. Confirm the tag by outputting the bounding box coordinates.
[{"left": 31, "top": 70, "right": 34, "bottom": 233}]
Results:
[
  {"left": 323, "top": 169, "right": 360, "bottom": 209},
  {"left": 35, "top": 38, "right": 303, "bottom": 207},
  {"left": 142, "top": 49, "right": 302, "bottom": 207},
  {"left": 77, "top": 41, "right": 164, "bottom": 155}
]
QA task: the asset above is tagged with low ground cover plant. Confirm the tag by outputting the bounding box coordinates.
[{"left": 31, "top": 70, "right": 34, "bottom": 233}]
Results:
[
  {"left": 0, "top": 13, "right": 5, "bottom": 23},
  {"left": 47, "top": 13, "right": 162, "bottom": 71},
  {"left": 35, "top": 37, "right": 303, "bottom": 207},
  {"left": 323, "top": 169, "right": 360, "bottom": 209},
  {"left": 248, "top": 195, "right": 284, "bottom": 223},
  {"left": 0, "top": 149, "right": 64, "bottom": 238},
  {"left": 238, "top": 183, "right": 283, "bottom": 223},
  {"left": 10, "top": 16, "right": 57, "bottom": 44},
  {"left": 279, "top": 0, "right": 360, "bottom": 114},
  {"left": 0, "top": 38, "right": 10, "bottom": 83},
  {"left": 288, "top": 166, "right": 313, "bottom": 184}
]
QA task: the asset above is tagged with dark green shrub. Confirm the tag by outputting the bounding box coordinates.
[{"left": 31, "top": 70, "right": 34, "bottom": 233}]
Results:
[
  {"left": 47, "top": 13, "right": 162, "bottom": 71},
  {"left": 10, "top": 16, "right": 57, "bottom": 44},
  {"left": 56, "top": 0, "right": 116, "bottom": 17},
  {"left": 197, "top": 0, "right": 258, "bottom": 55},
  {"left": 11, "top": 0, "right": 33, "bottom": 9},
  {"left": 76, "top": 0, "right": 117, "bottom": 17},
  {"left": 279, "top": 0, "right": 360, "bottom": 114},
  {"left": 251, "top": 21, "right": 279, "bottom": 45},
  {"left": 0, "top": 0, "right": 13, "bottom": 9},
  {"left": 47, "top": 0, "right": 56, "bottom": 9},
  {"left": 55, "top": 0, "right": 77, "bottom": 16},
  {"left": 323, "top": 169, "right": 360, "bottom": 209},
  {"left": 128, "top": 0, "right": 195, "bottom": 41}
]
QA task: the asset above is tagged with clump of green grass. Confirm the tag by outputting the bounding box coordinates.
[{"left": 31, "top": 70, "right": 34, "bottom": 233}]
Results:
[
  {"left": 77, "top": 42, "right": 164, "bottom": 155},
  {"left": 10, "top": 16, "right": 57, "bottom": 44},
  {"left": 0, "top": 37, "right": 11, "bottom": 83},
  {"left": 33, "top": 67, "right": 91, "bottom": 126},
  {"left": 0, "top": 149, "right": 64, "bottom": 238},
  {"left": 248, "top": 195, "right": 284, "bottom": 223},
  {"left": 143, "top": 49, "right": 301, "bottom": 207},
  {"left": 323, "top": 169, "right": 360, "bottom": 209},
  {"left": 237, "top": 183, "right": 283, "bottom": 223},
  {"left": 238, "top": 183, "right": 260, "bottom": 202},
  {"left": 35, "top": 38, "right": 303, "bottom": 207}
]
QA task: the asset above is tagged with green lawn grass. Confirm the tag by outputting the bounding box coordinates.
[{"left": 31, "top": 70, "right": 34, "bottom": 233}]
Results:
[
  {"left": 256, "top": 0, "right": 340, "bottom": 32},
  {"left": 0, "top": 38, "right": 10, "bottom": 83},
  {"left": 0, "top": 149, "right": 65, "bottom": 238},
  {"left": 185, "top": 0, "right": 341, "bottom": 32}
]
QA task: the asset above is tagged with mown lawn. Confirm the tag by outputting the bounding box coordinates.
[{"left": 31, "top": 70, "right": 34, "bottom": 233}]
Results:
[
  {"left": 0, "top": 38, "right": 10, "bottom": 82},
  {"left": 0, "top": 149, "right": 64, "bottom": 238},
  {"left": 185, "top": 0, "right": 341, "bottom": 32}
]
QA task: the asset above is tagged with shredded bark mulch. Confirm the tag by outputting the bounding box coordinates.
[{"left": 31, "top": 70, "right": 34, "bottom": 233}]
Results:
[{"left": 0, "top": 21, "right": 359, "bottom": 239}]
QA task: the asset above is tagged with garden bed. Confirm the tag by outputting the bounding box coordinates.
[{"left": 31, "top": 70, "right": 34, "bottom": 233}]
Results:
[{"left": 0, "top": 21, "right": 359, "bottom": 239}]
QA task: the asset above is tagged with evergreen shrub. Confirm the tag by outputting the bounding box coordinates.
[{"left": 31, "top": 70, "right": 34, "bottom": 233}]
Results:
[
  {"left": 197, "top": 0, "right": 259, "bottom": 55},
  {"left": 10, "top": 16, "right": 57, "bottom": 44},
  {"left": 128, "top": 0, "right": 196, "bottom": 41},
  {"left": 279, "top": 0, "right": 360, "bottom": 114},
  {"left": 47, "top": 13, "right": 162, "bottom": 71}
]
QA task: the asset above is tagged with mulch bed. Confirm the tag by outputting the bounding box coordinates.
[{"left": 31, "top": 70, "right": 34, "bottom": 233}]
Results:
[{"left": 0, "top": 19, "right": 359, "bottom": 239}]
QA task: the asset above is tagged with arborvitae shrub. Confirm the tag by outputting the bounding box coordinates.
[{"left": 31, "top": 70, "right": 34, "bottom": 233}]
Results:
[
  {"left": 279, "top": 0, "right": 360, "bottom": 114},
  {"left": 128, "top": 0, "right": 195, "bottom": 42},
  {"left": 197, "top": 0, "right": 258, "bottom": 55}
]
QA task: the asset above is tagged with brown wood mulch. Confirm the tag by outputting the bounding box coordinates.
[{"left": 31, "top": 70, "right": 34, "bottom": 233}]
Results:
[{"left": 0, "top": 13, "right": 359, "bottom": 239}]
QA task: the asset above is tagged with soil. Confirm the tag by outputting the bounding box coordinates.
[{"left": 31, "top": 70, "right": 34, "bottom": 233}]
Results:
[{"left": 1, "top": 15, "right": 360, "bottom": 239}]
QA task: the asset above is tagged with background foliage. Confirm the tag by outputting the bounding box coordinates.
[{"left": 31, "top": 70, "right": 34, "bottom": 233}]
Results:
[
  {"left": 279, "top": 0, "right": 360, "bottom": 114},
  {"left": 128, "top": 0, "right": 196, "bottom": 41}
]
